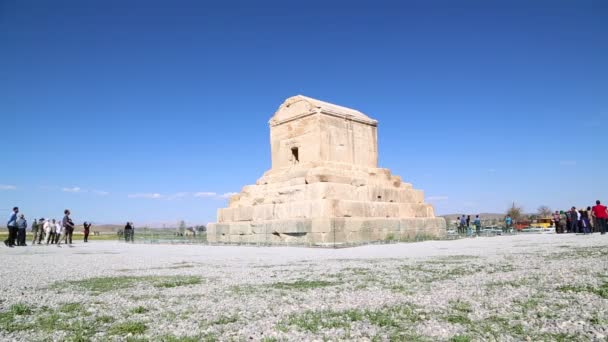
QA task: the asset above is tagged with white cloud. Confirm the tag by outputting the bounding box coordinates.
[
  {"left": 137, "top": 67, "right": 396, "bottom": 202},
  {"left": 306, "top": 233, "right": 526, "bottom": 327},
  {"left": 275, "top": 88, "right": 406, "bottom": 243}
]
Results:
[
  {"left": 167, "top": 192, "right": 189, "bottom": 200},
  {"left": 128, "top": 193, "right": 163, "bottom": 199},
  {"left": 62, "top": 187, "right": 81, "bottom": 193},
  {"left": 559, "top": 160, "right": 577, "bottom": 166},
  {"left": 427, "top": 195, "right": 449, "bottom": 201},
  {"left": 220, "top": 192, "right": 238, "bottom": 199},
  {"left": 0, "top": 184, "right": 16, "bottom": 190},
  {"left": 194, "top": 192, "right": 217, "bottom": 198},
  {"left": 92, "top": 190, "right": 109, "bottom": 196}
]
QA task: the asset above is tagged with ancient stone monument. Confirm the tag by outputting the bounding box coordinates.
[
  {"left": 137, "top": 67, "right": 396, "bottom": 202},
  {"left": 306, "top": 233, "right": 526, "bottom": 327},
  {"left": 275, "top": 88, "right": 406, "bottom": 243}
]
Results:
[{"left": 208, "top": 95, "right": 446, "bottom": 244}]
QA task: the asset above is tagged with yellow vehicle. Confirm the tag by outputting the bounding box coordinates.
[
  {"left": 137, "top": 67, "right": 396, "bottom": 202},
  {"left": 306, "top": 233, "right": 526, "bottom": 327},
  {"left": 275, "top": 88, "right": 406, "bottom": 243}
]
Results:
[{"left": 530, "top": 218, "right": 553, "bottom": 229}]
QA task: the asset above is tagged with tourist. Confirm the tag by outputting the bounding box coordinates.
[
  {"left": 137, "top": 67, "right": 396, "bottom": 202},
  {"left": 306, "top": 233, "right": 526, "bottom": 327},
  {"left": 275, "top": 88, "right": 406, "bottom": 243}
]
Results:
[
  {"left": 504, "top": 215, "right": 512, "bottom": 233},
  {"left": 459, "top": 215, "right": 466, "bottom": 235},
  {"left": 559, "top": 211, "right": 567, "bottom": 234},
  {"left": 83, "top": 221, "right": 92, "bottom": 242},
  {"left": 30, "top": 219, "right": 39, "bottom": 244},
  {"left": 580, "top": 209, "right": 591, "bottom": 235},
  {"left": 588, "top": 206, "right": 597, "bottom": 233},
  {"left": 36, "top": 218, "right": 47, "bottom": 244},
  {"left": 4, "top": 207, "right": 19, "bottom": 247},
  {"left": 591, "top": 200, "right": 607, "bottom": 235},
  {"left": 55, "top": 220, "right": 64, "bottom": 244},
  {"left": 565, "top": 210, "right": 572, "bottom": 233},
  {"left": 16, "top": 214, "right": 27, "bottom": 246},
  {"left": 58, "top": 210, "right": 75, "bottom": 247},
  {"left": 474, "top": 215, "right": 481, "bottom": 236},
  {"left": 552, "top": 211, "right": 561, "bottom": 233},
  {"left": 64, "top": 210, "right": 74, "bottom": 244},
  {"left": 569, "top": 207, "right": 579, "bottom": 234},
  {"left": 124, "top": 222, "right": 134, "bottom": 242},
  {"left": 45, "top": 219, "right": 56, "bottom": 244}
]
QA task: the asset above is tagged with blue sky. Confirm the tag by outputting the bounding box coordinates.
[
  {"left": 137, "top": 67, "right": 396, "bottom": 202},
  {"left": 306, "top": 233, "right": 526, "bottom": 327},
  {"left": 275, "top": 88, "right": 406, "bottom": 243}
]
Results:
[{"left": 1, "top": 0, "right": 606, "bottom": 225}]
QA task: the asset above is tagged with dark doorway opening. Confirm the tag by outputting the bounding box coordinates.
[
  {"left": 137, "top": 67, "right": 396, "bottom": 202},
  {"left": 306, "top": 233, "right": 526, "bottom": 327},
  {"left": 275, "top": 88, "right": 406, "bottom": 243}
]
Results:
[{"left": 291, "top": 147, "right": 299, "bottom": 163}]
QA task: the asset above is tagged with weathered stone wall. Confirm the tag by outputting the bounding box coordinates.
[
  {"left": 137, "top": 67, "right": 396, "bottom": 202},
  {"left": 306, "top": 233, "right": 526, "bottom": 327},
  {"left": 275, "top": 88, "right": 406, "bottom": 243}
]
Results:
[{"left": 208, "top": 95, "right": 446, "bottom": 245}]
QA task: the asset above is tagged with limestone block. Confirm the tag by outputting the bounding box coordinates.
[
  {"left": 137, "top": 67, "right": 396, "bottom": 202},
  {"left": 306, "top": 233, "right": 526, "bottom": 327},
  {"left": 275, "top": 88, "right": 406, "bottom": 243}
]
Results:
[{"left": 207, "top": 95, "right": 443, "bottom": 245}]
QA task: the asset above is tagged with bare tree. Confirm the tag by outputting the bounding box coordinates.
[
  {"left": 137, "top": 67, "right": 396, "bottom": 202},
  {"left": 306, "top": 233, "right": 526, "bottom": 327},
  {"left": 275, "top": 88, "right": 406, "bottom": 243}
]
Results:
[
  {"left": 537, "top": 205, "right": 552, "bottom": 218},
  {"left": 507, "top": 202, "right": 524, "bottom": 223},
  {"left": 178, "top": 220, "right": 186, "bottom": 234}
]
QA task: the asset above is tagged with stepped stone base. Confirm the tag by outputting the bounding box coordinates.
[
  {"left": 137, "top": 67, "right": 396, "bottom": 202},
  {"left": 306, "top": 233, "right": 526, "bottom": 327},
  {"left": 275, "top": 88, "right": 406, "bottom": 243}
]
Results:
[
  {"left": 207, "top": 95, "right": 446, "bottom": 246},
  {"left": 208, "top": 217, "right": 446, "bottom": 245}
]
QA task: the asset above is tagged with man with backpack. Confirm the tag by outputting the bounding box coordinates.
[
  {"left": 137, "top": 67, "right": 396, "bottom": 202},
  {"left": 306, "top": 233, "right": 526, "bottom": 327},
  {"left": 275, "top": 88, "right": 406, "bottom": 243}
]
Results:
[{"left": 58, "top": 209, "right": 75, "bottom": 247}]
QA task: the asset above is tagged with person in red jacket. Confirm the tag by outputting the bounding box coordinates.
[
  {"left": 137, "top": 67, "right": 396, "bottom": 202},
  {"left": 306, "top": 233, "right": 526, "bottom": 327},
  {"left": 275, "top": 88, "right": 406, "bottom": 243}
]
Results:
[{"left": 591, "top": 200, "right": 608, "bottom": 235}]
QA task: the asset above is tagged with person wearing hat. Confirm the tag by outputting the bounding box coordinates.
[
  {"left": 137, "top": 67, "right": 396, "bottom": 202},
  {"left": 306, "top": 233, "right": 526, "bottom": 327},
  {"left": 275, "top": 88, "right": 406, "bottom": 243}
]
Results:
[{"left": 16, "top": 214, "right": 27, "bottom": 246}]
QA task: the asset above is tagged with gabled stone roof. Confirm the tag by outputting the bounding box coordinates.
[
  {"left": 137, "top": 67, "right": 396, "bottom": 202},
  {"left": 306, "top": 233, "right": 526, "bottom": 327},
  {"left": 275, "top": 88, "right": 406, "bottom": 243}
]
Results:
[{"left": 270, "top": 95, "right": 377, "bottom": 126}]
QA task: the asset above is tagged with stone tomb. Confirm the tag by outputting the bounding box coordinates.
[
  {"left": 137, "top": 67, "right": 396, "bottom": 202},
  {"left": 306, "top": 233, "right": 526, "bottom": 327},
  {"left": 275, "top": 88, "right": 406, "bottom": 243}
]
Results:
[{"left": 208, "top": 95, "right": 446, "bottom": 244}]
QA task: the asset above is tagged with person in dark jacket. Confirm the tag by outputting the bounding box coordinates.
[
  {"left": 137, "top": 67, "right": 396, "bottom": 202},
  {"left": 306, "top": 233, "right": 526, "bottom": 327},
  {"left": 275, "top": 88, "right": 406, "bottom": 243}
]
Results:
[
  {"left": 83, "top": 221, "right": 92, "bottom": 242},
  {"left": 16, "top": 214, "right": 27, "bottom": 246},
  {"left": 124, "top": 222, "right": 134, "bottom": 242},
  {"left": 569, "top": 207, "right": 579, "bottom": 233},
  {"left": 58, "top": 209, "right": 74, "bottom": 247}
]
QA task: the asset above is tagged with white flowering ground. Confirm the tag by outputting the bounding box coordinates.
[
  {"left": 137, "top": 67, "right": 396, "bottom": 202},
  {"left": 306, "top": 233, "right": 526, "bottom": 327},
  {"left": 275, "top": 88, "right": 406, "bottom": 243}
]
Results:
[{"left": 0, "top": 234, "right": 606, "bottom": 341}]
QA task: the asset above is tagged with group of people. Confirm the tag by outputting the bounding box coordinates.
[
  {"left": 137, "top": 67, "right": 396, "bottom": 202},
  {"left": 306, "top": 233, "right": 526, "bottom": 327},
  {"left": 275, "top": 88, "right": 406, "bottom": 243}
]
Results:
[
  {"left": 4, "top": 207, "right": 85, "bottom": 247},
  {"left": 456, "top": 214, "right": 483, "bottom": 236},
  {"left": 454, "top": 200, "right": 607, "bottom": 237},
  {"left": 553, "top": 200, "right": 608, "bottom": 235}
]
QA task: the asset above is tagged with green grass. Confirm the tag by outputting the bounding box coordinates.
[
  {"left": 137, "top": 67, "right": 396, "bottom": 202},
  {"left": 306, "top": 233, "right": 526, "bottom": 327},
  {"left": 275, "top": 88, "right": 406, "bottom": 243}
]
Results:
[
  {"left": 0, "top": 303, "right": 34, "bottom": 332},
  {"left": 96, "top": 315, "right": 115, "bottom": 324},
  {"left": 130, "top": 306, "right": 149, "bottom": 314},
  {"left": 271, "top": 279, "right": 337, "bottom": 290},
  {"left": 56, "top": 275, "right": 203, "bottom": 293},
  {"left": 59, "top": 303, "right": 85, "bottom": 314},
  {"left": 558, "top": 282, "right": 608, "bottom": 299},
  {"left": 9, "top": 303, "right": 32, "bottom": 315},
  {"left": 159, "top": 333, "right": 218, "bottom": 342},
  {"left": 279, "top": 303, "right": 424, "bottom": 333},
  {"left": 109, "top": 321, "right": 147, "bottom": 335},
  {"left": 208, "top": 315, "right": 239, "bottom": 325},
  {"left": 449, "top": 335, "right": 471, "bottom": 342},
  {"left": 446, "top": 313, "right": 471, "bottom": 325},
  {"left": 450, "top": 300, "right": 472, "bottom": 313}
]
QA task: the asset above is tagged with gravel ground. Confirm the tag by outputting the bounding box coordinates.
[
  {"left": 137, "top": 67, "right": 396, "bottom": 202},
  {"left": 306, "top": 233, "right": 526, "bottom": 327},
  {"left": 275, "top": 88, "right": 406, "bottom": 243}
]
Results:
[{"left": 0, "top": 234, "right": 606, "bottom": 341}]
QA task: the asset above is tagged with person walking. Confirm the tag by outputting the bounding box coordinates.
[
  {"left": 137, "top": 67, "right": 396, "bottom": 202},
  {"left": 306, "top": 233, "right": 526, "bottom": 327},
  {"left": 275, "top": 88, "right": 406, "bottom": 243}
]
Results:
[
  {"left": 16, "top": 214, "right": 27, "bottom": 246},
  {"left": 55, "top": 220, "right": 63, "bottom": 244},
  {"left": 580, "top": 209, "right": 591, "bottom": 235},
  {"left": 45, "top": 219, "right": 56, "bottom": 244},
  {"left": 559, "top": 211, "right": 567, "bottom": 234},
  {"left": 466, "top": 215, "right": 472, "bottom": 236},
  {"left": 552, "top": 211, "right": 561, "bottom": 233},
  {"left": 459, "top": 215, "right": 466, "bottom": 235},
  {"left": 124, "top": 222, "right": 133, "bottom": 242},
  {"left": 569, "top": 207, "right": 579, "bottom": 234},
  {"left": 83, "top": 221, "right": 91, "bottom": 242},
  {"left": 591, "top": 200, "right": 608, "bottom": 235},
  {"left": 58, "top": 210, "right": 75, "bottom": 247},
  {"left": 587, "top": 207, "right": 599, "bottom": 233},
  {"left": 5, "top": 207, "right": 19, "bottom": 247},
  {"left": 36, "top": 218, "right": 47, "bottom": 244},
  {"left": 504, "top": 215, "right": 513, "bottom": 234},
  {"left": 474, "top": 215, "right": 481, "bottom": 236},
  {"left": 30, "top": 219, "right": 39, "bottom": 244}
]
